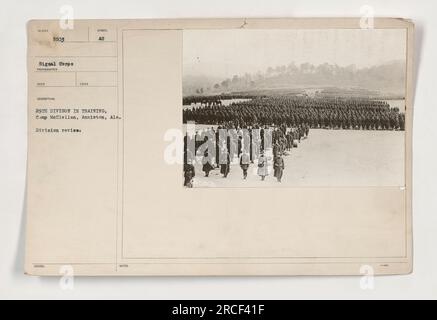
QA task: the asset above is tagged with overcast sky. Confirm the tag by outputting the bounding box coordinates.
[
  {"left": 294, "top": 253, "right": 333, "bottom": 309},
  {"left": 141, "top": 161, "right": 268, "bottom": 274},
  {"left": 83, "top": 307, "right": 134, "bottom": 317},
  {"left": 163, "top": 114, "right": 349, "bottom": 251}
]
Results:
[{"left": 183, "top": 29, "right": 407, "bottom": 79}]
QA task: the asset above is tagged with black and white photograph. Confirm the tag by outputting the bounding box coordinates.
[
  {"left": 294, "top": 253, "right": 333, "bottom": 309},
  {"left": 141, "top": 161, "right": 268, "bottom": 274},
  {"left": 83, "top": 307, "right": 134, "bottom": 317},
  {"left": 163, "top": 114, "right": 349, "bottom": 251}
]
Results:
[{"left": 183, "top": 29, "right": 407, "bottom": 188}]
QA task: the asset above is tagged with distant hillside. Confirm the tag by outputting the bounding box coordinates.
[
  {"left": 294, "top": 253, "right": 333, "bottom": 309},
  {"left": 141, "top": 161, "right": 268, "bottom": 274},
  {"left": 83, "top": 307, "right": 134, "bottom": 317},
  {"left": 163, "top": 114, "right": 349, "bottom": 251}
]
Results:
[{"left": 183, "top": 60, "right": 405, "bottom": 98}]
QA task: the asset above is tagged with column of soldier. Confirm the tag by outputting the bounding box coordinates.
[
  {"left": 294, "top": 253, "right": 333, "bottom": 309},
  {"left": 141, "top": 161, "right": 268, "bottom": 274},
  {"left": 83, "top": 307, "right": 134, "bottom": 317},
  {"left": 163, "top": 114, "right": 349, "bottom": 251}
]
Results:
[
  {"left": 182, "top": 95, "right": 405, "bottom": 187},
  {"left": 183, "top": 122, "right": 310, "bottom": 188}
]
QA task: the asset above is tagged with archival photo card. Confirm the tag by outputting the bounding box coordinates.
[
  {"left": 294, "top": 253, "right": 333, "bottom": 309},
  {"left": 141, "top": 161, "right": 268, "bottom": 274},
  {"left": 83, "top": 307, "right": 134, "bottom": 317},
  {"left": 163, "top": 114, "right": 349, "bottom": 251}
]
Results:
[{"left": 182, "top": 29, "right": 407, "bottom": 188}]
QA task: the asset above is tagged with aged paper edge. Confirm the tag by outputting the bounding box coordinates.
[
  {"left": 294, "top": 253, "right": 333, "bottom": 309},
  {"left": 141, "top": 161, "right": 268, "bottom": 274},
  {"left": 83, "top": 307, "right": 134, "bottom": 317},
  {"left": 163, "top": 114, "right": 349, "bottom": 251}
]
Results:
[{"left": 24, "top": 18, "right": 414, "bottom": 276}]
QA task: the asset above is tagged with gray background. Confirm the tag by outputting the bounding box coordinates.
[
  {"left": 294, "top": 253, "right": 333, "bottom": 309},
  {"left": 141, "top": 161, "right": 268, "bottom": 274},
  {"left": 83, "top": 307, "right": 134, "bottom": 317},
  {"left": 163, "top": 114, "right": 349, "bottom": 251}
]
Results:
[{"left": 0, "top": 0, "right": 435, "bottom": 299}]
